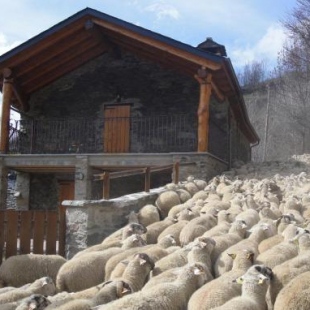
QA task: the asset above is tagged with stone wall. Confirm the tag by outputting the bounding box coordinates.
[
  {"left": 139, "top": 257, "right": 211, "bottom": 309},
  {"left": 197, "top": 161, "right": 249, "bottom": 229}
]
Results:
[
  {"left": 63, "top": 188, "right": 164, "bottom": 258},
  {"left": 28, "top": 52, "right": 199, "bottom": 119}
]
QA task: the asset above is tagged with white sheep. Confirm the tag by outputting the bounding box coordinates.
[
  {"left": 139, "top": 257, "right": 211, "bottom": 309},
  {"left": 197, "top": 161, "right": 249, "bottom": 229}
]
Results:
[
  {"left": 0, "top": 254, "right": 66, "bottom": 287},
  {"left": 267, "top": 233, "right": 310, "bottom": 307},
  {"left": 273, "top": 270, "right": 310, "bottom": 310},
  {"left": 211, "top": 219, "right": 248, "bottom": 265},
  {"left": 97, "top": 262, "right": 207, "bottom": 310},
  {"left": 56, "top": 247, "right": 123, "bottom": 292},
  {"left": 211, "top": 267, "right": 271, "bottom": 310},
  {"left": 188, "top": 249, "right": 255, "bottom": 310},
  {"left": 0, "top": 277, "right": 55, "bottom": 304},
  {"left": 255, "top": 228, "right": 308, "bottom": 269},
  {"left": 114, "top": 253, "right": 154, "bottom": 292},
  {"left": 214, "top": 223, "right": 274, "bottom": 276},
  {"left": 179, "top": 214, "right": 217, "bottom": 246},
  {"left": 11, "top": 294, "right": 51, "bottom": 310},
  {"left": 155, "top": 190, "right": 181, "bottom": 218},
  {"left": 143, "top": 217, "right": 177, "bottom": 244},
  {"left": 136, "top": 204, "right": 160, "bottom": 227},
  {"left": 157, "top": 220, "right": 188, "bottom": 246}
]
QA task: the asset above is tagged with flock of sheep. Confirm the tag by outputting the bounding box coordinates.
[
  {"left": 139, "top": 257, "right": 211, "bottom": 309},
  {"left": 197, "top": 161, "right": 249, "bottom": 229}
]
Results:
[{"left": 1, "top": 156, "right": 310, "bottom": 309}]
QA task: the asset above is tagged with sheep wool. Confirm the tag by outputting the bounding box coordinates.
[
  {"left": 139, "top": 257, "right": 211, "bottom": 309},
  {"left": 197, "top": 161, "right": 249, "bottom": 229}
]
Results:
[{"left": 0, "top": 254, "right": 66, "bottom": 287}]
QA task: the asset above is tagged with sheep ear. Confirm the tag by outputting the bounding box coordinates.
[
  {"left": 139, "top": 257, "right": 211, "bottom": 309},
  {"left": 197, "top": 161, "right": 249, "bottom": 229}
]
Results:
[
  {"left": 139, "top": 258, "right": 147, "bottom": 265},
  {"left": 247, "top": 252, "right": 255, "bottom": 262},
  {"left": 233, "top": 276, "right": 243, "bottom": 284},
  {"left": 121, "top": 260, "right": 130, "bottom": 266},
  {"left": 29, "top": 302, "right": 38, "bottom": 310},
  {"left": 258, "top": 275, "right": 268, "bottom": 284},
  {"left": 227, "top": 253, "right": 236, "bottom": 259}
]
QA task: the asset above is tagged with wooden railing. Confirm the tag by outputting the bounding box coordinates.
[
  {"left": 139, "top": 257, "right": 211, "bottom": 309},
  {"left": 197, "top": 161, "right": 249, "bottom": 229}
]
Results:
[
  {"left": 0, "top": 207, "right": 66, "bottom": 264},
  {"left": 8, "top": 114, "right": 197, "bottom": 154},
  {"left": 93, "top": 162, "right": 180, "bottom": 200}
]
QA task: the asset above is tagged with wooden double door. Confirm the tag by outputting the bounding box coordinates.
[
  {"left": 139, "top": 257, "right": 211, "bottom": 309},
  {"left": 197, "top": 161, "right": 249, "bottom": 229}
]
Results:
[{"left": 104, "top": 104, "right": 130, "bottom": 153}]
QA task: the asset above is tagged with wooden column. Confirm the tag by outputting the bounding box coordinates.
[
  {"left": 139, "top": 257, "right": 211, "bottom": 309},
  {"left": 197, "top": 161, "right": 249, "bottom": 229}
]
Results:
[
  {"left": 195, "top": 68, "right": 212, "bottom": 152},
  {"left": 0, "top": 68, "right": 13, "bottom": 153}
]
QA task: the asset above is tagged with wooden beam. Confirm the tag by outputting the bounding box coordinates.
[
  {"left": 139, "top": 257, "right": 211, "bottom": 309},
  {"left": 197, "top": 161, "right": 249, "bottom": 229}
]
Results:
[
  {"left": 93, "top": 18, "right": 222, "bottom": 71},
  {"left": 15, "top": 30, "right": 94, "bottom": 78},
  {"left": 0, "top": 69, "right": 13, "bottom": 153},
  {"left": 20, "top": 37, "right": 103, "bottom": 86},
  {"left": 24, "top": 44, "right": 106, "bottom": 93},
  {"left": 12, "top": 82, "right": 29, "bottom": 112},
  {"left": 211, "top": 81, "right": 225, "bottom": 102},
  {"left": 195, "top": 68, "right": 212, "bottom": 152},
  {"left": 110, "top": 36, "right": 196, "bottom": 76},
  {"left": 0, "top": 18, "right": 87, "bottom": 70}
]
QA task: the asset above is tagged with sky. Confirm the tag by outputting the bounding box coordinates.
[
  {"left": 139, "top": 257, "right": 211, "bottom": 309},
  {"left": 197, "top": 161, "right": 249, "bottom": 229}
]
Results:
[{"left": 0, "top": 0, "right": 298, "bottom": 73}]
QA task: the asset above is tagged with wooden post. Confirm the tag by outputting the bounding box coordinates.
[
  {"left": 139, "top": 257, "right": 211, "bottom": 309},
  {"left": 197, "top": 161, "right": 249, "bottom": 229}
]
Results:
[
  {"left": 103, "top": 172, "right": 110, "bottom": 200},
  {"left": 173, "top": 162, "right": 179, "bottom": 184},
  {"left": 144, "top": 167, "right": 151, "bottom": 192},
  {"left": 0, "top": 69, "right": 13, "bottom": 153},
  {"left": 195, "top": 68, "right": 212, "bottom": 152}
]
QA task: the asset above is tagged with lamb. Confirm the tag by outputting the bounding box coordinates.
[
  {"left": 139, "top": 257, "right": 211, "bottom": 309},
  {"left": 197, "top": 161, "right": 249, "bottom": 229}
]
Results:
[
  {"left": 214, "top": 223, "right": 274, "bottom": 276},
  {"left": 211, "top": 267, "right": 271, "bottom": 310},
  {"left": 188, "top": 249, "right": 255, "bottom": 310},
  {"left": 273, "top": 271, "right": 310, "bottom": 310},
  {"left": 179, "top": 214, "right": 217, "bottom": 246},
  {"left": 96, "top": 262, "right": 207, "bottom": 310},
  {"left": 56, "top": 247, "right": 122, "bottom": 292},
  {"left": 0, "top": 277, "right": 55, "bottom": 304},
  {"left": 0, "top": 254, "right": 66, "bottom": 287}
]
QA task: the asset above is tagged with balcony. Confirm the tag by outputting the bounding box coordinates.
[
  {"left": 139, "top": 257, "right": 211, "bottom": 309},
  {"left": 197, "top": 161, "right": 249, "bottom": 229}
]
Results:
[{"left": 9, "top": 114, "right": 199, "bottom": 155}]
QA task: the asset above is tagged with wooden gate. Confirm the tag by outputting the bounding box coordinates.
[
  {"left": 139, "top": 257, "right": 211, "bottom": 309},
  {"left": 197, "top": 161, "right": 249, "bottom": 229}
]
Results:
[
  {"left": 0, "top": 208, "right": 66, "bottom": 264},
  {"left": 104, "top": 105, "right": 130, "bottom": 153}
]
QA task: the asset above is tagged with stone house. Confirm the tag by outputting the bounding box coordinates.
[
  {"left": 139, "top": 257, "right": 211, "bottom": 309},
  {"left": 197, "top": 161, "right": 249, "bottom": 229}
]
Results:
[{"left": 0, "top": 8, "right": 259, "bottom": 210}]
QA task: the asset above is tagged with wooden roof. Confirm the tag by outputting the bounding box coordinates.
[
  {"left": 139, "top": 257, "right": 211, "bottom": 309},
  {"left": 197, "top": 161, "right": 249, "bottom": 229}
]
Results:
[{"left": 0, "top": 7, "right": 259, "bottom": 144}]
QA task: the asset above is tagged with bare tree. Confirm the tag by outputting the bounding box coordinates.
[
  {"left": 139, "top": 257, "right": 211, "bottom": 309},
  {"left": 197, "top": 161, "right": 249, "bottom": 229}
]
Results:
[
  {"left": 272, "top": 0, "right": 310, "bottom": 154},
  {"left": 238, "top": 60, "right": 267, "bottom": 90}
]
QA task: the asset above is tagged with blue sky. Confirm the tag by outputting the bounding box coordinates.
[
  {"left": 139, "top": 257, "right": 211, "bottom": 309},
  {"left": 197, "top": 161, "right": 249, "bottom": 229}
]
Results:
[{"left": 0, "top": 0, "right": 297, "bottom": 72}]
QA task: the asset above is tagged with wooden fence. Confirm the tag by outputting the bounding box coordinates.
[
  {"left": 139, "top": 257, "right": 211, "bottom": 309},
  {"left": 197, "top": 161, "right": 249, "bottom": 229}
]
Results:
[
  {"left": 0, "top": 207, "right": 66, "bottom": 264},
  {"left": 93, "top": 162, "right": 180, "bottom": 200}
]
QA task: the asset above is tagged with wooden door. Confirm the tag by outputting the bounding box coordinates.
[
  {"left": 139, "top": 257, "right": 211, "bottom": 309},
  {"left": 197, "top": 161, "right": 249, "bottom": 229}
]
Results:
[
  {"left": 104, "top": 105, "right": 130, "bottom": 153},
  {"left": 58, "top": 181, "right": 75, "bottom": 207}
]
